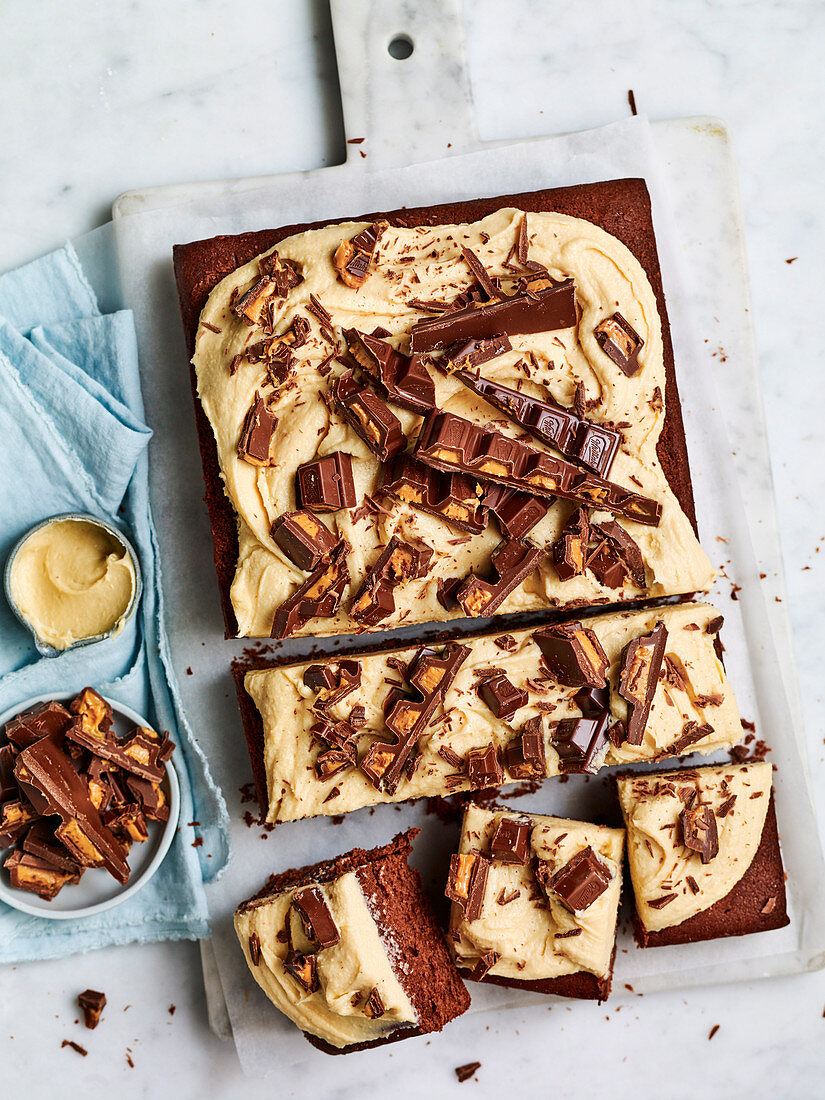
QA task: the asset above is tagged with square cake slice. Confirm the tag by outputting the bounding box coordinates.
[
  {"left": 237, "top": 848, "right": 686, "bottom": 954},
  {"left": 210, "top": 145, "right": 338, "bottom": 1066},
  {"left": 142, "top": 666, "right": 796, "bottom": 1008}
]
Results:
[
  {"left": 446, "top": 803, "right": 624, "bottom": 1000},
  {"left": 174, "top": 181, "right": 713, "bottom": 639},
  {"left": 233, "top": 829, "right": 469, "bottom": 1053},
  {"left": 235, "top": 602, "right": 744, "bottom": 824},
  {"left": 616, "top": 762, "right": 789, "bottom": 947}
]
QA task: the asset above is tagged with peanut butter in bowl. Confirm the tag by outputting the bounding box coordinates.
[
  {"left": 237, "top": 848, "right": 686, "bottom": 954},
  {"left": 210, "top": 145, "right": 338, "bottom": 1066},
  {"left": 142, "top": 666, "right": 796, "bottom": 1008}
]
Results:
[{"left": 5, "top": 514, "right": 141, "bottom": 655}]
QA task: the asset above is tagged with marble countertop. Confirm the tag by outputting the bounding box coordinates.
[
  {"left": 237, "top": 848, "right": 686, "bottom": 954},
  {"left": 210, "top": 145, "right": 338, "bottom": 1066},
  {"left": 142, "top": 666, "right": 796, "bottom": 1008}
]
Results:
[{"left": 1, "top": 1, "right": 824, "bottom": 1096}]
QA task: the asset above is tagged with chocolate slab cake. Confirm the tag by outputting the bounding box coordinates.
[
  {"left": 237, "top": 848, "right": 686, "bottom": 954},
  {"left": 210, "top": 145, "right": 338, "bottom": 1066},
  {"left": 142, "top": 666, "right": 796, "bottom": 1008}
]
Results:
[
  {"left": 234, "top": 829, "right": 469, "bottom": 1052},
  {"left": 446, "top": 803, "right": 624, "bottom": 1000},
  {"left": 232, "top": 602, "right": 744, "bottom": 823},
  {"left": 616, "top": 762, "right": 789, "bottom": 946},
  {"left": 173, "top": 181, "right": 712, "bottom": 639}
]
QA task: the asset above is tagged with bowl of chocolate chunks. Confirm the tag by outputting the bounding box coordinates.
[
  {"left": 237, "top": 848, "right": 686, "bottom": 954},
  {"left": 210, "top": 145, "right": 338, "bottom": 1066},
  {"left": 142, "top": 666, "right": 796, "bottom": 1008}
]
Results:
[{"left": 0, "top": 687, "right": 180, "bottom": 918}]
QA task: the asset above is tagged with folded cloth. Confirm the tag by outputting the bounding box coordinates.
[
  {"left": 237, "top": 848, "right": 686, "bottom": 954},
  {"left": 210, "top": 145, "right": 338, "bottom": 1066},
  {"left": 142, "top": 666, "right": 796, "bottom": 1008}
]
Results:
[{"left": 0, "top": 244, "right": 229, "bottom": 961}]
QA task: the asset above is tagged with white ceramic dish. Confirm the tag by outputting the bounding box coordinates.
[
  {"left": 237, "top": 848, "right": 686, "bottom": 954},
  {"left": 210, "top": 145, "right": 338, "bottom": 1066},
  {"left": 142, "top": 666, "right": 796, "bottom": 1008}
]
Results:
[{"left": 0, "top": 693, "right": 179, "bottom": 919}]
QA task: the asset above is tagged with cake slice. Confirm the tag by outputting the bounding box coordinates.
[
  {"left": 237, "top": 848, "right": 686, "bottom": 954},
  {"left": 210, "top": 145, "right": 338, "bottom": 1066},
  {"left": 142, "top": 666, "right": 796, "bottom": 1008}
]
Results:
[
  {"left": 234, "top": 602, "right": 744, "bottom": 823},
  {"left": 616, "top": 762, "right": 789, "bottom": 947},
  {"left": 445, "top": 803, "right": 624, "bottom": 1000},
  {"left": 233, "top": 830, "right": 469, "bottom": 1053}
]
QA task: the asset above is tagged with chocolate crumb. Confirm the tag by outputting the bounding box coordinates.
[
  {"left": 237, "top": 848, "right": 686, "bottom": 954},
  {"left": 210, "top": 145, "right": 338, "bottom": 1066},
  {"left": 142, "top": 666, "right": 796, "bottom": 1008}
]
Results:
[
  {"left": 168, "top": 1004, "right": 176, "bottom": 1016},
  {"left": 627, "top": 89, "right": 638, "bottom": 115},
  {"left": 455, "top": 1061, "right": 481, "bottom": 1083},
  {"left": 62, "top": 1039, "right": 88, "bottom": 1056},
  {"left": 708, "top": 1024, "right": 720, "bottom": 1040}
]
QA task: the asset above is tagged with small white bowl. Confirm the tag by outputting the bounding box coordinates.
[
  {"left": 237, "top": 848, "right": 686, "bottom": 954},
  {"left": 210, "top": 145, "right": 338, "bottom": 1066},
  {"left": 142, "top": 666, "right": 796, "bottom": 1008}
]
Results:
[
  {"left": 4, "top": 513, "right": 143, "bottom": 658},
  {"left": 0, "top": 693, "right": 179, "bottom": 920}
]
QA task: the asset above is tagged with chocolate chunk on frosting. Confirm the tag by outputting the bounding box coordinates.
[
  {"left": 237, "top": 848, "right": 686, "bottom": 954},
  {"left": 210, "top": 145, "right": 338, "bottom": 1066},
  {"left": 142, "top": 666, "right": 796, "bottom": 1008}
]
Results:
[{"left": 296, "top": 453, "right": 357, "bottom": 513}]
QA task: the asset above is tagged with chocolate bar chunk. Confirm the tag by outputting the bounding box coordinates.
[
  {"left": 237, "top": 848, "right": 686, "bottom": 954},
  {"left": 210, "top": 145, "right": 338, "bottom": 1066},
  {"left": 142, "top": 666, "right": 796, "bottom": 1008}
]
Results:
[
  {"left": 456, "top": 538, "right": 546, "bottom": 618},
  {"left": 271, "top": 540, "right": 350, "bottom": 638},
  {"left": 77, "top": 990, "right": 107, "bottom": 1030},
  {"left": 446, "top": 851, "right": 489, "bottom": 922},
  {"left": 237, "top": 391, "right": 277, "bottom": 466},
  {"left": 415, "top": 411, "right": 661, "bottom": 526},
  {"left": 533, "top": 622, "right": 609, "bottom": 688},
  {"left": 272, "top": 510, "right": 337, "bottom": 571},
  {"left": 444, "top": 334, "right": 512, "bottom": 370},
  {"left": 364, "top": 987, "right": 386, "bottom": 1019},
  {"left": 382, "top": 454, "right": 486, "bottom": 534},
  {"left": 5, "top": 850, "right": 78, "bottom": 900},
  {"left": 410, "top": 278, "right": 576, "bottom": 353},
  {"left": 538, "top": 846, "right": 612, "bottom": 912},
  {"left": 0, "top": 744, "right": 17, "bottom": 801},
  {"left": 5, "top": 700, "right": 73, "bottom": 749},
  {"left": 125, "top": 775, "right": 169, "bottom": 823},
  {"left": 618, "top": 622, "right": 668, "bottom": 745},
  {"left": 23, "top": 821, "right": 84, "bottom": 874},
  {"left": 490, "top": 817, "right": 531, "bottom": 864},
  {"left": 551, "top": 713, "right": 610, "bottom": 773},
  {"left": 306, "top": 659, "right": 361, "bottom": 713},
  {"left": 350, "top": 537, "right": 432, "bottom": 625},
  {"left": 552, "top": 506, "right": 590, "bottom": 580},
  {"left": 333, "top": 222, "right": 385, "bottom": 289},
  {"left": 478, "top": 674, "right": 528, "bottom": 720},
  {"left": 232, "top": 275, "right": 279, "bottom": 326},
  {"left": 258, "top": 250, "right": 303, "bottom": 297},
  {"left": 587, "top": 520, "right": 646, "bottom": 589},
  {"left": 284, "top": 950, "right": 319, "bottom": 993},
  {"left": 333, "top": 370, "right": 407, "bottom": 462},
  {"left": 466, "top": 744, "right": 504, "bottom": 789},
  {"left": 65, "top": 725, "right": 164, "bottom": 783},
  {"left": 14, "top": 738, "right": 129, "bottom": 883},
  {"left": 297, "top": 453, "right": 357, "bottom": 513},
  {"left": 680, "top": 802, "right": 719, "bottom": 863},
  {"left": 453, "top": 370, "right": 619, "bottom": 477},
  {"left": 573, "top": 684, "right": 610, "bottom": 718},
  {"left": 70, "top": 688, "right": 113, "bottom": 739},
  {"left": 594, "top": 312, "right": 644, "bottom": 376},
  {"left": 505, "top": 719, "right": 547, "bottom": 779},
  {"left": 0, "top": 796, "right": 38, "bottom": 839},
  {"left": 482, "top": 484, "right": 549, "bottom": 540},
  {"left": 345, "top": 329, "right": 435, "bottom": 414},
  {"left": 292, "top": 885, "right": 340, "bottom": 948}
]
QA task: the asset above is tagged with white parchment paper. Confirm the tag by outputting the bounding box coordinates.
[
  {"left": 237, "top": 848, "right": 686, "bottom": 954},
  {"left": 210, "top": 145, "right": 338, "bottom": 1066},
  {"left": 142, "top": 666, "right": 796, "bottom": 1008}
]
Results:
[{"left": 112, "top": 115, "right": 825, "bottom": 1078}]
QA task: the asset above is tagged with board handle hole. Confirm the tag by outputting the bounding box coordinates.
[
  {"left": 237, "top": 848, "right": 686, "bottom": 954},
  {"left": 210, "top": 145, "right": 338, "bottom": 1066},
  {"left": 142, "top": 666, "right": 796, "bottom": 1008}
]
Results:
[{"left": 388, "top": 34, "right": 414, "bottom": 60}]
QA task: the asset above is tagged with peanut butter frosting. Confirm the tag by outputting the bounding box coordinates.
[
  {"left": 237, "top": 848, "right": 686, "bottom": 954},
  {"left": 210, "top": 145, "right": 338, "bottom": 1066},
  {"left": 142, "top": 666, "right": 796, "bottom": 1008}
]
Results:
[
  {"left": 244, "top": 602, "right": 742, "bottom": 824},
  {"left": 450, "top": 805, "right": 624, "bottom": 981},
  {"left": 234, "top": 872, "right": 416, "bottom": 1048},
  {"left": 193, "top": 209, "right": 713, "bottom": 638},
  {"left": 616, "top": 761, "right": 773, "bottom": 932}
]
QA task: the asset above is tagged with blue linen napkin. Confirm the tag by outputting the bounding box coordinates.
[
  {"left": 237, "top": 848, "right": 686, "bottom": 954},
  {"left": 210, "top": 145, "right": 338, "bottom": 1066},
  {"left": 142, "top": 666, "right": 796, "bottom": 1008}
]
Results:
[{"left": 0, "top": 244, "right": 229, "bottom": 960}]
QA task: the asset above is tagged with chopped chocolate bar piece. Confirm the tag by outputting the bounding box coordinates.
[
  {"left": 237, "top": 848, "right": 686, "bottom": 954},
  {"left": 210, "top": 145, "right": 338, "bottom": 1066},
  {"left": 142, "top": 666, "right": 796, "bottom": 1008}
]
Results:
[
  {"left": 5, "top": 700, "right": 72, "bottom": 748},
  {"left": 568, "top": 421, "right": 622, "bottom": 476},
  {"left": 272, "top": 510, "right": 337, "bottom": 571},
  {"left": 456, "top": 538, "right": 546, "bottom": 617},
  {"left": 410, "top": 278, "right": 576, "bottom": 353},
  {"left": 539, "top": 846, "right": 611, "bottom": 912},
  {"left": 77, "top": 990, "right": 107, "bottom": 1030},
  {"left": 333, "top": 370, "right": 406, "bottom": 462},
  {"left": 478, "top": 674, "right": 528, "bottom": 720},
  {"left": 455, "top": 1061, "right": 482, "bottom": 1083},
  {"left": 680, "top": 803, "right": 719, "bottom": 864},
  {"left": 70, "top": 689, "right": 113, "bottom": 738},
  {"left": 350, "top": 537, "right": 433, "bottom": 625},
  {"left": 5, "top": 850, "right": 78, "bottom": 900},
  {"left": 618, "top": 621, "right": 668, "bottom": 745},
  {"left": 490, "top": 817, "right": 531, "bottom": 864},
  {"left": 65, "top": 724, "right": 163, "bottom": 783},
  {"left": 594, "top": 312, "right": 644, "bottom": 376},
  {"left": 446, "top": 851, "right": 489, "bottom": 922},
  {"left": 0, "top": 796, "right": 38, "bottom": 837},
  {"left": 296, "top": 452, "right": 357, "bottom": 513},
  {"left": 533, "top": 622, "right": 609, "bottom": 688},
  {"left": 551, "top": 713, "right": 610, "bottom": 773},
  {"left": 382, "top": 454, "right": 486, "bottom": 533},
  {"left": 505, "top": 719, "right": 547, "bottom": 779},
  {"left": 258, "top": 250, "right": 303, "bottom": 297},
  {"left": 333, "top": 222, "right": 385, "bottom": 289},
  {"left": 284, "top": 950, "right": 319, "bottom": 993},
  {"left": 0, "top": 744, "right": 17, "bottom": 801},
  {"left": 15, "top": 738, "right": 129, "bottom": 883},
  {"left": 415, "top": 411, "right": 660, "bottom": 526},
  {"left": 292, "top": 885, "right": 341, "bottom": 948},
  {"left": 552, "top": 506, "right": 590, "bottom": 580},
  {"left": 124, "top": 775, "right": 169, "bottom": 823},
  {"left": 481, "top": 483, "right": 549, "bottom": 540},
  {"left": 408, "top": 643, "right": 470, "bottom": 699},
  {"left": 21, "top": 821, "right": 83, "bottom": 874},
  {"left": 271, "top": 540, "right": 350, "bottom": 638},
  {"left": 573, "top": 684, "right": 610, "bottom": 718},
  {"left": 466, "top": 744, "right": 504, "bottom": 789},
  {"left": 248, "top": 931, "right": 262, "bottom": 965},
  {"left": 364, "top": 987, "right": 386, "bottom": 1019},
  {"left": 232, "top": 276, "right": 277, "bottom": 326},
  {"left": 444, "top": 334, "right": 512, "bottom": 370},
  {"left": 588, "top": 520, "right": 646, "bottom": 589},
  {"left": 308, "top": 659, "right": 362, "bottom": 713},
  {"left": 237, "top": 391, "right": 277, "bottom": 466},
  {"left": 345, "top": 329, "right": 436, "bottom": 414}
]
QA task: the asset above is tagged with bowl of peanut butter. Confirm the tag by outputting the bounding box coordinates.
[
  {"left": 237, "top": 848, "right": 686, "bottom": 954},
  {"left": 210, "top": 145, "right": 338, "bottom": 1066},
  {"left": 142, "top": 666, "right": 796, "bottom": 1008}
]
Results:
[{"left": 4, "top": 513, "right": 142, "bottom": 657}]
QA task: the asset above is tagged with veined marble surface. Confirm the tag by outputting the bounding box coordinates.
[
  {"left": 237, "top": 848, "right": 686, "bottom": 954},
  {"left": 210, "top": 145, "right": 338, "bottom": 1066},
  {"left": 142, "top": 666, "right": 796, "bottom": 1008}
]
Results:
[{"left": 1, "top": 1, "right": 823, "bottom": 1097}]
